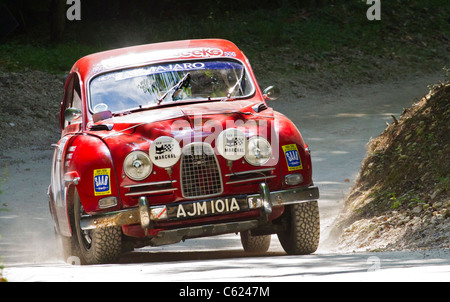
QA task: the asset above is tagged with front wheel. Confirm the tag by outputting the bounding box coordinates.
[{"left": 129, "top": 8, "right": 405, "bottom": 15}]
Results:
[
  {"left": 277, "top": 201, "right": 320, "bottom": 255},
  {"left": 70, "top": 189, "right": 122, "bottom": 265}
]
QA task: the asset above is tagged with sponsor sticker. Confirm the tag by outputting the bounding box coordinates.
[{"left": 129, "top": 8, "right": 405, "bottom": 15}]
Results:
[
  {"left": 175, "top": 47, "right": 224, "bottom": 58},
  {"left": 102, "top": 48, "right": 225, "bottom": 69},
  {"left": 94, "top": 168, "right": 111, "bottom": 196},
  {"left": 282, "top": 144, "right": 303, "bottom": 171},
  {"left": 224, "top": 51, "right": 236, "bottom": 57},
  {"left": 147, "top": 62, "right": 205, "bottom": 75}
]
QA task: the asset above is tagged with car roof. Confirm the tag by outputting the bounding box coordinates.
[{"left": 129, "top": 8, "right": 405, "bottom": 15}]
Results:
[{"left": 71, "top": 39, "right": 247, "bottom": 81}]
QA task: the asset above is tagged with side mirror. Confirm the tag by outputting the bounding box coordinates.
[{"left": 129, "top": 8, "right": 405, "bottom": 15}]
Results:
[
  {"left": 262, "top": 86, "right": 280, "bottom": 101},
  {"left": 64, "top": 107, "right": 82, "bottom": 122}
]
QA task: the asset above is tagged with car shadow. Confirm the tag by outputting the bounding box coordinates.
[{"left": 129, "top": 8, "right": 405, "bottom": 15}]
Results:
[{"left": 118, "top": 250, "right": 286, "bottom": 264}]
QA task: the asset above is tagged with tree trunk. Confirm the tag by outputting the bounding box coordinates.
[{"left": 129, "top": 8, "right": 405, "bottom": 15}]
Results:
[{"left": 49, "top": 0, "right": 66, "bottom": 42}]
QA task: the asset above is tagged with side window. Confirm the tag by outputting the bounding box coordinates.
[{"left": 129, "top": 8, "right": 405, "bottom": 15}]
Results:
[
  {"left": 63, "top": 74, "right": 82, "bottom": 128},
  {"left": 72, "top": 86, "right": 82, "bottom": 112}
]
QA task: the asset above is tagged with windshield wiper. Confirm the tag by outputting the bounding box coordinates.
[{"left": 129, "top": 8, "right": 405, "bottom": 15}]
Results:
[
  {"left": 157, "top": 73, "right": 191, "bottom": 105},
  {"left": 221, "top": 70, "right": 245, "bottom": 102}
]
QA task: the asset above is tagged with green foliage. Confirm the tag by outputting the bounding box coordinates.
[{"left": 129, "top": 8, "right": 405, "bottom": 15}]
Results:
[
  {"left": 389, "top": 193, "right": 403, "bottom": 210},
  {"left": 0, "top": 0, "right": 448, "bottom": 80},
  {"left": 0, "top": 40, "right": 97, "bottom": 74},
  {"left": 436, "top": 176, "right": 450, "bottom": 193}
]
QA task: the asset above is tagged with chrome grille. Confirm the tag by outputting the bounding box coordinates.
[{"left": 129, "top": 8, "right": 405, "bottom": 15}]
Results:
[{"left": 180, "top": 143, "right": 223, "bottom": 198}]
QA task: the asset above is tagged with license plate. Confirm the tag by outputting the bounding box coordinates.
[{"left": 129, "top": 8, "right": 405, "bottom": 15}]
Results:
[{"left": 167, "top": 196, "right": 248, "bottom": 220}]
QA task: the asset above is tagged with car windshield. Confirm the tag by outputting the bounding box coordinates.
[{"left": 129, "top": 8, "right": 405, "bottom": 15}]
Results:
[{"left": 89, "top": 59, "right": 255, "bottom": 114}]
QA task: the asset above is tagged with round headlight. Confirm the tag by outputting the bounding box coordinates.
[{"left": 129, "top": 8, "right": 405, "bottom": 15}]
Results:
[
  {"left": 245, "top": 136, "right": 272, "bottom": 166},
  {"left": 123, "top": 151, "right": 153, "bottom": 181}
]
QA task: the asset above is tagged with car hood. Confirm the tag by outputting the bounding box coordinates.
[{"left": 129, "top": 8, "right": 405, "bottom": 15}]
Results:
[{"left": 91, "top": 100, "right": 274, "bottom": 143}]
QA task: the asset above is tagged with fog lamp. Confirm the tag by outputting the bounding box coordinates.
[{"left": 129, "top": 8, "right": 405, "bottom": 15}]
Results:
[
  {"left": 285, "top": 174, "right": 303, "bottom": 186},
  {"left": 217, "top": 128, "right": 246, "bottom": 161},
  {"left": 98, "top": 196, "right": 117, "bottom": 209},
  {"left": 149, "top": 136, "right": 181, "bottom": 168}
]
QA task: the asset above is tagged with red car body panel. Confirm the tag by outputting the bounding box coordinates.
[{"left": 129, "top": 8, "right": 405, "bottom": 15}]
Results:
[{"left": 49, "top": 39, "right": 317, "bottom": 242}]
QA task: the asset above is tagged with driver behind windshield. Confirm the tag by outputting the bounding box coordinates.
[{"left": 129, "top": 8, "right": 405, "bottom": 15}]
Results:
[{"left": 89, "top": 59, "right": 252, "bottom": 114}]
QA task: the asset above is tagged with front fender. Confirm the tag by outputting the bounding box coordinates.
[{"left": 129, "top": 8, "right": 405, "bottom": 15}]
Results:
[
  {"left": 51, "top": 134, "right": 121, "bottom": 237},
  {"left": 66, "top": 134, "right": 121, "bottom": 214},
  {"left": 274, "top": 111, "right": 313, "bottom": 188}
]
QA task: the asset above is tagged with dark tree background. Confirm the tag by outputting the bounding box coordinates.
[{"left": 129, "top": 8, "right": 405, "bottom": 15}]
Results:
[
  {"left": 1, "top": 0, "right": 447, "bottom": 81},
  {"left": 1, "top": 0, "right": 330, "bottom": 41}
]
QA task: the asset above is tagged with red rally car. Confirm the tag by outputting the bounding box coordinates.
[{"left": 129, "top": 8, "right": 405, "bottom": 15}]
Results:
[{"left": 48, "top": 39, "right": 320, "bottom": 265}]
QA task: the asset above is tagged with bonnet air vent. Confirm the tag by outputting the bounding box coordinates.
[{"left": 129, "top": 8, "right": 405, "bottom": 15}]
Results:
[
  {"left": 90, "top": 124, "right": 113, "bottom": 131},
  {"left": 252, "top": 103, "right": 268, "bottom": 113}
]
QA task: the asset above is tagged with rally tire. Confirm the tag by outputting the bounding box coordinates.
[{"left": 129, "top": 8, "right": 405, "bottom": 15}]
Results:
[
  {"left": 277, "top": 201, "right": 320, "bottom": 255},
  {"left": 240, "top": 231, "right": 271, "bottom": 253},
  {"left": 72, "top": 189, "right": 122, "bottom": 265}
]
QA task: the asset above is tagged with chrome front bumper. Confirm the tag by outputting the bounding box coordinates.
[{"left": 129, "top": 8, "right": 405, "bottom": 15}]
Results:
[{"left": 80, "top": 184, "right": 319, "bottom": 234}]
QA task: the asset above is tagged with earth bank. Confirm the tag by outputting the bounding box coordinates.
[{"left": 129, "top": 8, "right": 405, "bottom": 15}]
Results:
[{"left": 335, "top": 82, "right": 450, "bottom": 252}]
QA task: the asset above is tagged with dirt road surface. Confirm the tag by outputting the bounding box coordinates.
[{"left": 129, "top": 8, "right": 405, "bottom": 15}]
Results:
[{"left": 1, "top": 72, "right": 449, "bottom": 281}]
